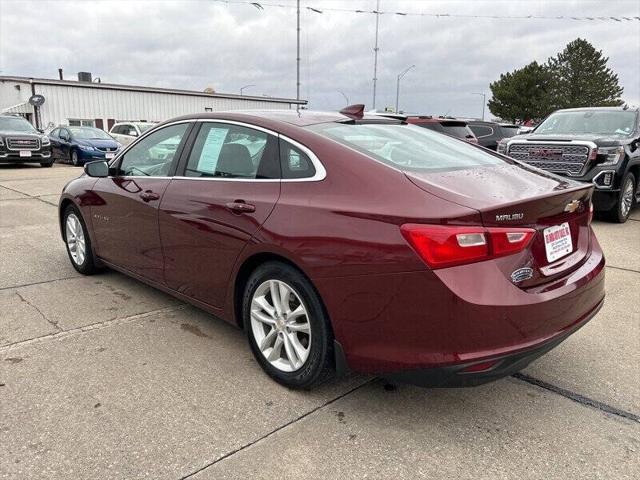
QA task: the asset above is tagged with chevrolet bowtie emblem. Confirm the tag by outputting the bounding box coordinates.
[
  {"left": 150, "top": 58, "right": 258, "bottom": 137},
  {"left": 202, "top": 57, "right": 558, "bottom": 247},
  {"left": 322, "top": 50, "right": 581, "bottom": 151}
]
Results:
[{"left": 564, "top": 200, "right": 581, "bottom": 213}]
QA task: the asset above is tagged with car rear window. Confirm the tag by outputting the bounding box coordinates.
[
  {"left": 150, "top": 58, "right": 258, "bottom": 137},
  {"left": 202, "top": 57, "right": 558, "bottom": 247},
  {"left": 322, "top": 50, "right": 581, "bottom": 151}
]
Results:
[
  {"left": 307, "top": 123, "right": 505, "bottom": 172},
  {"left": 413, "top": 122, "right": 444, "bottom": 133},
  {"left": 440, "top": 122, "right": 474, "bottom": 139},
  {"left": 500, "top": 125, "right": 520, "bottom": 138}
]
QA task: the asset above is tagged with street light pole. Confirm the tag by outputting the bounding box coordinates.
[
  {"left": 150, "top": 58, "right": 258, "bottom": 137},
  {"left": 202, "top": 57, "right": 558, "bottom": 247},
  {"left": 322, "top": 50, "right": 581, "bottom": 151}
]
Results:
[
  {"left": 240, "top": 84, "right": 256, "bottom": 95},
  {"left": 372, "top": 0, "right": 380, "bottom": 109},
  {"left": 472, "top": 92, "right": 486, "bottom": 120},
  {"left": 296, "top": 0, "right": 301, "bottom": 108},
  {"left": 395, "top": 64, "right": 415, "bottom": 113}
]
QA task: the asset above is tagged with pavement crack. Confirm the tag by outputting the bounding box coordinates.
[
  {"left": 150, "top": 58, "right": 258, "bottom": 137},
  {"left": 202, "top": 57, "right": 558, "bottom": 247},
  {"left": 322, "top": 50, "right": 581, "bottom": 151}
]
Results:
[
  {"left": 605, "top": 265, "right": 640, "bottom": 275},
  {"left": 0, "top": 183, "right": 58, "bottom": 207},
  {"left": 178, "top": 378, "right": 374, "bottom": 480},
  {"left": 0, "top": 276, "right": 82, "bottom": 292},
  {"left": 0, "top": 305, "right": 186, "bottom": 352},
  {"left": 15, "top": 291, "right": 61, "bottom": 332},
  {"left": 512, "top": 372, "right": 639, "bottom": 423}
]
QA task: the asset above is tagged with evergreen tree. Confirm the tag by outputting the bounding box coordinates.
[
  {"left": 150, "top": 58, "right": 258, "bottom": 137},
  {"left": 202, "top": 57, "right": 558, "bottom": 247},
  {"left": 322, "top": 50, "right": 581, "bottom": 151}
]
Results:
[
  {"left": 547, "top": 38, "right": 624, "bottom": 108},
  {"left": 488, "top": 61, "right": 553, "bottom": 123}
]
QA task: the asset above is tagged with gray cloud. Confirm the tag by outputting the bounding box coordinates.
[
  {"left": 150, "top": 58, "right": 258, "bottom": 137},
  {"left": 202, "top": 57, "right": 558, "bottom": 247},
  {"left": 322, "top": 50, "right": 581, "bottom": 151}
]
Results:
[{"left": 1, "top": 0, "right": 638, "bottom": 118}]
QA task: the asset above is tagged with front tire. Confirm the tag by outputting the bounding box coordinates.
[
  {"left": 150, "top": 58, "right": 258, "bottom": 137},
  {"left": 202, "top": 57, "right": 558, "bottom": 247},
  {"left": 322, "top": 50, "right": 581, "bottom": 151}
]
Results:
[
  {"left": 243, "top": 261, "right": 334, "bottom": 389},
  {"left": 71, "top": 150, "right": 80, "bottom": 166},
  {"left": 63, "top": 205, "right": 99, "bottom": 275},
  {"left": 605, "top": 172, "right": 635, "bottom": 223}
]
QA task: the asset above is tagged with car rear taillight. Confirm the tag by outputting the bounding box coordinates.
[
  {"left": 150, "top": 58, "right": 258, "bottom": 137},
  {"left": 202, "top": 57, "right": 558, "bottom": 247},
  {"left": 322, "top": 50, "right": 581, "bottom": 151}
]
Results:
[{"left": 400, "top": 224, "right": 535, "bottom": 269}]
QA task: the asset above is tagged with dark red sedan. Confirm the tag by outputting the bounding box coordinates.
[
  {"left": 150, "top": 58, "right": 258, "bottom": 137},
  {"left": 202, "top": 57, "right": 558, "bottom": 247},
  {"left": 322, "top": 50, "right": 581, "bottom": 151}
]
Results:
[{"left": 59, "top": 106, "right": 605, "bottom": 389}]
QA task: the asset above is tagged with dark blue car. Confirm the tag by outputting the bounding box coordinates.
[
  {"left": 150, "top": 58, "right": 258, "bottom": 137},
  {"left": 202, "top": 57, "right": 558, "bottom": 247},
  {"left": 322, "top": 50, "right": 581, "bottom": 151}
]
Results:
[{"left": 49, "top": 126, "right": 121, "bottom": 166}]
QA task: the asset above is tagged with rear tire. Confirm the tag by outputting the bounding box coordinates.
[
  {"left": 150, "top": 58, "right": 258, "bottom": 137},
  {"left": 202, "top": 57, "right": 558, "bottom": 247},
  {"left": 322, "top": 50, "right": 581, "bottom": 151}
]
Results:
[
  {"left": 62, "top": 204, "right": 99, "bottom": 275},
  {"left": 243, "top": 261, "right": 334, "bottom": 389},
  {"left": 604, "top": 172, "right": 635, "bottom": 223}
]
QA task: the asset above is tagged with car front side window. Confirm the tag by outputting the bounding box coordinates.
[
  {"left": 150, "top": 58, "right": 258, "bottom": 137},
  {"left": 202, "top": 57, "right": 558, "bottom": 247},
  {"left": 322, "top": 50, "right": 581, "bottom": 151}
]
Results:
[{"left": 118, "top": 123, "right": 190, "bottom": 177}]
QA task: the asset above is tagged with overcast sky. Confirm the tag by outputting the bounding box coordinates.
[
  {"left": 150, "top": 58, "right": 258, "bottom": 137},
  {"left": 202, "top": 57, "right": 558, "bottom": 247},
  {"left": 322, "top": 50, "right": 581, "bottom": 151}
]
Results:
[{"left": 1, "top": 0, "right": 638, "bottom": 118}]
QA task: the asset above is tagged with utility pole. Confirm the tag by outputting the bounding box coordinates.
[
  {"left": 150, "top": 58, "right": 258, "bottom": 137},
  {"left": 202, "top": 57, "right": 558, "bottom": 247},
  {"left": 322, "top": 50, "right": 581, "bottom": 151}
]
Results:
[
  {"left": 296, "top": 0, "right": 301, "bottom": 108},
  {"left": 372, "top": 0, "right": 380, "bottom": 110},
  {"left": 472, "top": 92, "right": 486, "bottom": 120},
  {"left": 395, "top": 65, "right": 415, "bottom": 113}
]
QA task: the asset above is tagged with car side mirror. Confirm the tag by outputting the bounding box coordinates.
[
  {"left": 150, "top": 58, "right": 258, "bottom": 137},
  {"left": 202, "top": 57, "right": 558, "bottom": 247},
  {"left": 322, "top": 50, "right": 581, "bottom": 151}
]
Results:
[{"left": 84, "top": 160, "right": 109, "bottom": 178}]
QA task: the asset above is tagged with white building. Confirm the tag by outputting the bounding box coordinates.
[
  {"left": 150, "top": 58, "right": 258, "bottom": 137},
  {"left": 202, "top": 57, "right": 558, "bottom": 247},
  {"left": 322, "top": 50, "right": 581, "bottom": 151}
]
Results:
[{"left": 0, "top": 74, "right": 305, "bottom": 132}]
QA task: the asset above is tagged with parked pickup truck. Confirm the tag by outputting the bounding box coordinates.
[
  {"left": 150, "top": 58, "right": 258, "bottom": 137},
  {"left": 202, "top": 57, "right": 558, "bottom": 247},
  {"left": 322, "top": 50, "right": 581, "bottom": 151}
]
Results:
[
  {"left": 0, "top": 114, "right": 53, "bottom": 167},
  {"left": 499, "top": 107, "right": 640, "bottom": 222}
]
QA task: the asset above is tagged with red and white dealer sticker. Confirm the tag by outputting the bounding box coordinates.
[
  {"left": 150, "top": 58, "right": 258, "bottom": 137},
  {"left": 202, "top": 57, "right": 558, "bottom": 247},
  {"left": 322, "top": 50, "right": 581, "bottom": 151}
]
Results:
[{"left": 544, "top": 222, "right": 573, "bottom": 262}]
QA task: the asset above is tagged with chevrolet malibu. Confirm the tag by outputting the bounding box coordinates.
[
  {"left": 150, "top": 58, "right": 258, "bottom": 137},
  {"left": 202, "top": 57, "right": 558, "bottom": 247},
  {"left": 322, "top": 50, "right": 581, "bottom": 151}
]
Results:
[{"left": 58, "top": 106, "right": 605, "bottom": 389}]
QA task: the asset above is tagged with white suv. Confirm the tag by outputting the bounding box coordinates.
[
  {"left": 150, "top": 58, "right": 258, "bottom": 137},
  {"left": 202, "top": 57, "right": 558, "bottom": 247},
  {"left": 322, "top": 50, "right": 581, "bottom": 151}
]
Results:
[{"left": 109, "top": 122, "right": 156, "bottom": 146}]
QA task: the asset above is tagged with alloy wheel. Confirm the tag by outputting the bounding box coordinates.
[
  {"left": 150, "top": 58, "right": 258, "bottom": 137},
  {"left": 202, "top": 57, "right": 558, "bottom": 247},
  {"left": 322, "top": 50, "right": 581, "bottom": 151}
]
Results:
[
  {"left": 71, "top": 151, "right": 79, "bottom": 166},
  {"left": 250, "top": 280, "right": 311, "bottom": 372},
  {"left": 621, "top": 178, "right": 634, "bottom": 218},
  {"left": 65, "top": 213, "right": 86, "bottom": 265}
]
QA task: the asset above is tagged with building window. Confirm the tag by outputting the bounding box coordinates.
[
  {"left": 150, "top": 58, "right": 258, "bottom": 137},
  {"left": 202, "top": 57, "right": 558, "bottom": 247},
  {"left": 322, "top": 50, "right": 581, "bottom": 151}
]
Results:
[
  {"left": 68, "top": 119, "right": 95, "bottom": 127},
  {"left": 204, "top": 107, "right": 213, "bottom": 112}
]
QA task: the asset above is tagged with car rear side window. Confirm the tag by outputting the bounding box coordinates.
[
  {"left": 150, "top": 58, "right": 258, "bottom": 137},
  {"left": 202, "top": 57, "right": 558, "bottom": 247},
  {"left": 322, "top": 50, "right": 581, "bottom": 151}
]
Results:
[
  {"left": 308, "top": 123, "right": 505, "bottom": 172},
  {"left": 279, "top": 139, "right": 316, "bottom": 179},
  {"left": 184, "top": 123, "right": 279, "bottom": 179}
]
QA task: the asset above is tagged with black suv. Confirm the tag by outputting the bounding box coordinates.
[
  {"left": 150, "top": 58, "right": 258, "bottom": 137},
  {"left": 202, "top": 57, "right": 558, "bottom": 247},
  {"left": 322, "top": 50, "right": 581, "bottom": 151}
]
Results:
[
  {"left": 467, "top": 120, "right": 519, "bottom": 150},
  {"left": 0, "top": 115, "right": 53, "bottom": 167},
  {"left": 499, "top": 107, "right": 640, "bottom": 223}
]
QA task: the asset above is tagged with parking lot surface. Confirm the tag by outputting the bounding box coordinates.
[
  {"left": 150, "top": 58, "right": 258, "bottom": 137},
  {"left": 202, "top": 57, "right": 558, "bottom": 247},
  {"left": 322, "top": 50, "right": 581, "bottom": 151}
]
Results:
[{"left": 1, "top": 164, "right": 638, "bottom": 479}]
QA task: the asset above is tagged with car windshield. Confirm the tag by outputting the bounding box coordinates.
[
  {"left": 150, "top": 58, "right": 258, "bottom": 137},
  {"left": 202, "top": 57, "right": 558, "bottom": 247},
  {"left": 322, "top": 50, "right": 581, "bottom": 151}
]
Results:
[
  {"left": 136, "top": 123, "right": 154, "bottom": 133},
  {"left": 307, "top": 123, "right": 505, "bottom": 172},
  {"left": 536, "top": 110, "right": 637, "bottom": 137},
  {"left": 0, "top": 116, "right": 37, "bottom": 133},
  {"left": 69, "top": 127, "right": 112, "bottom": 140}
]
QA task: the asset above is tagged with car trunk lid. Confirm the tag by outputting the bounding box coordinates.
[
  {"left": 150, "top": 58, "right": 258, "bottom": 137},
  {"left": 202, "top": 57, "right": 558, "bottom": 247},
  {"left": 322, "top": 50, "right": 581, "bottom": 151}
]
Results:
[{"left": 405, "top": 164, "right": 594, "bottom": 288}]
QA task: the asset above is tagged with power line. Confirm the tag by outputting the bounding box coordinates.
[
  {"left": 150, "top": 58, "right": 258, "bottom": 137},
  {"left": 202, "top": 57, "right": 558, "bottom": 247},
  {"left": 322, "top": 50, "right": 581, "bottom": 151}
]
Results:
[{"left": 212, "top": 0, "right": 640, "bottom": 22}]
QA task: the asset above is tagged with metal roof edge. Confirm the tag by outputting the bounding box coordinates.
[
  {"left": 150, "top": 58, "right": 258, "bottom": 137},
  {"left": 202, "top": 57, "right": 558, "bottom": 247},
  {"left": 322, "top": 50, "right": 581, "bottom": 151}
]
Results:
[{"left": 0, "top": 75, "right": 307, "bottom": 104}]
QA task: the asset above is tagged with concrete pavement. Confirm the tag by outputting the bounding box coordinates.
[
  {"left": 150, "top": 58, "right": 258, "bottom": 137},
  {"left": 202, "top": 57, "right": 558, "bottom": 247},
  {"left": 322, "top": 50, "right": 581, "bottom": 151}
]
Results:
[{"left": 1, "top": 164, "right": 638, "bottom": 479}]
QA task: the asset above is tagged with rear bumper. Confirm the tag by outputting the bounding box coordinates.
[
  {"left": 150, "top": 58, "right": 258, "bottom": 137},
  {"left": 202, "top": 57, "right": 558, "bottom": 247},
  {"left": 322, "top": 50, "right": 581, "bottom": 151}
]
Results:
[
  {"left": 316, "top": 230, "right": 605, "bottom": 383},
  {"left": 383, "top": 298, "right": 603, "bottom": 387}
]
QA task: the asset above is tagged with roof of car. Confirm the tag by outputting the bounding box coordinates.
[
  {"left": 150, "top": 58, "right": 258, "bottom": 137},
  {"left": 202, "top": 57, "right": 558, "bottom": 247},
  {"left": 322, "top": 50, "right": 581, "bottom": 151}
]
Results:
[
  {"left": 556, "top": 106, "right": 638, "bottom": 113},
  {"left": 407, "top": 116, "right": 470, "bottom": 124},
  {"left": 113, "top": 121, "right": 156, "bottom": 126},
  {"left": 165, "top": 110, "right": 401, "bottom": 127}
]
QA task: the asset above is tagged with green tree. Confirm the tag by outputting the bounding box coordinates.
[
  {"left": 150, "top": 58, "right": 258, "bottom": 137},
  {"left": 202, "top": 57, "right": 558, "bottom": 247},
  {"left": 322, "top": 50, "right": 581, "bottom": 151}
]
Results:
[
  {"left": 488, "top": 61, "right": 553, "bottom": 123},
  {"left": 547, "top": 38, "right": 624, "bottom": 109}
]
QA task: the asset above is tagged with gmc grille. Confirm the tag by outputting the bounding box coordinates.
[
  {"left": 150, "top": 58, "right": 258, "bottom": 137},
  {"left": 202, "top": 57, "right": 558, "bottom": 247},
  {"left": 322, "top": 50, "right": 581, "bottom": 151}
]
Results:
[
  {"left": 7, "top": 137, "right": 40, "bottom": 151},
  {"left": 507, "top": 143, "right": 590, "bottom": 177}
]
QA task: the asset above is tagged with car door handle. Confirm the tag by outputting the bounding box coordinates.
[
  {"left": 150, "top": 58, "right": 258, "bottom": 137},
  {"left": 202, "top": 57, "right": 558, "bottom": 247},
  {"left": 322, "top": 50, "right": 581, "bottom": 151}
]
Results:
[
  {"left": 139, "top": 190, "right": 160, "bottom": 202},
  {"left": 225, "top": 201, "right": 256, "bottom": 214}
]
